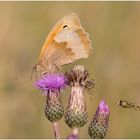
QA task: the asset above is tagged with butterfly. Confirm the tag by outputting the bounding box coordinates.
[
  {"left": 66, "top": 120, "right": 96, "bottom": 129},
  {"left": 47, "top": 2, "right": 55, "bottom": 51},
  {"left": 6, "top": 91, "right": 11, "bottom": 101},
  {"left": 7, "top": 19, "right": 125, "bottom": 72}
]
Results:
[
  {"left": 118, "top": 100, "right": 140, "bottom": 111},
  {"left": 33, "top": 12, "right": 92, "bottom": 76}
]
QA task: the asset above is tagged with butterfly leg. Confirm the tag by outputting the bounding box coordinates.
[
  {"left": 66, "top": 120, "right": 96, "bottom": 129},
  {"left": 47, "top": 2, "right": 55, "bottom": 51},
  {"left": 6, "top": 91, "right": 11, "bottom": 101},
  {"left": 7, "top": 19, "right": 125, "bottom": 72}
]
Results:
[
  {"left": 52, "top": 63, "right": 61, "bottom": 72},
  {"left": 31, "top": 65, "right": 39, "bottom": 81},
  {"left": 42, "top": 71, "right": 48, "bottom": 75}
]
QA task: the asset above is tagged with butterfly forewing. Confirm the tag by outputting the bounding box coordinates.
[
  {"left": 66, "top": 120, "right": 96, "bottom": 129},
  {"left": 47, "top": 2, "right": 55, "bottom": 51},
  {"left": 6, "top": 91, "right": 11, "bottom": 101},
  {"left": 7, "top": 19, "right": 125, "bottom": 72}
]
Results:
[{"left": 36, "top": 13, "right": 92, "bottom": 73}]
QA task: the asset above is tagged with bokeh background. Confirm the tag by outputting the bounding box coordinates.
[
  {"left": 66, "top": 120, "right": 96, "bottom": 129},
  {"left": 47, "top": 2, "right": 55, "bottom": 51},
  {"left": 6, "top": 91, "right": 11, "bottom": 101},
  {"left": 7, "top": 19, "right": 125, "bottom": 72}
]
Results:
[{"left": 1, "top": 1, "right": 140, "bottom": 138}]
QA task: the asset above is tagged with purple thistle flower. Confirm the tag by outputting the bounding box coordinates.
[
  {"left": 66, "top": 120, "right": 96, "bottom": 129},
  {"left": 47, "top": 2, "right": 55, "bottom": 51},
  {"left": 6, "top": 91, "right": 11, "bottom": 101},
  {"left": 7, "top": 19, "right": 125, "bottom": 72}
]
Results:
[
  {"left": 34, "top": 73, "right": 67, "bottom": 95},
  {"left": 98, "top": 100, "right": 110, "bottom": 115},
  {"left": 34, "top": 72, "right": 67, "bottom": 123},
  {"left": 88, "top": 100, "right": 110, "bottom": 139}
]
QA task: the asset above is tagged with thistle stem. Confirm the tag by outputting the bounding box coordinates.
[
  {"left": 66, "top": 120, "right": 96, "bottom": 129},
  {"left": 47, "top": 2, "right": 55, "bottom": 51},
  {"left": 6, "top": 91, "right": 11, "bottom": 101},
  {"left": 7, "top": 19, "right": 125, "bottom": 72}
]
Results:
[{"left": 53, "top": 122, "right": 60, "bottom": 139}]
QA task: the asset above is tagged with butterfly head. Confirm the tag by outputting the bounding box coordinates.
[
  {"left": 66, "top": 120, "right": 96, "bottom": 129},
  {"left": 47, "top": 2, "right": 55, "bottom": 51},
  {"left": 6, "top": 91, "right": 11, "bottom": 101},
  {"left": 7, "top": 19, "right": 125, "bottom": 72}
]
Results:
[{"left": 34, "top": 64, "right": 41, "bottom": 71}]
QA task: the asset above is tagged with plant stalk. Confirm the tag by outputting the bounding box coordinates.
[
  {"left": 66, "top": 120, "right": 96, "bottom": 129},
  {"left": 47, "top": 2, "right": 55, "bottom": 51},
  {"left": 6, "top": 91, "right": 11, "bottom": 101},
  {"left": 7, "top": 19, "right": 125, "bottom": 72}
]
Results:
[{"left": 53, "top": 122, "right": 60, "bottom": 139}]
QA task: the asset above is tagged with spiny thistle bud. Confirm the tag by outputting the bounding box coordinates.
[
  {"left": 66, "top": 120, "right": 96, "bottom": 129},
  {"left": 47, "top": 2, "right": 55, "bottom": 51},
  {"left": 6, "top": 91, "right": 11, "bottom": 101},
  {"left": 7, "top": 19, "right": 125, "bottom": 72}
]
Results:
[
  {"left": 88, "top": 100, "right": 110, "bottom": 139},
  {"left": 65, "top": 65, "right": 95, "bottom": 128},
  {"left": 34, "top": 73, "right": 67, "bottom": 122}
]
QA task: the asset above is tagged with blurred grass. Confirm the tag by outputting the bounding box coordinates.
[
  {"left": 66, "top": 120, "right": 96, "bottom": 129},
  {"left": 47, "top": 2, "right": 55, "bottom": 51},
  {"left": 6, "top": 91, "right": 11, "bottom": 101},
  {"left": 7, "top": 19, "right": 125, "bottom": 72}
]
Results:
[{"left": 1, "top": 1, "right": 140, "bottom": 138}]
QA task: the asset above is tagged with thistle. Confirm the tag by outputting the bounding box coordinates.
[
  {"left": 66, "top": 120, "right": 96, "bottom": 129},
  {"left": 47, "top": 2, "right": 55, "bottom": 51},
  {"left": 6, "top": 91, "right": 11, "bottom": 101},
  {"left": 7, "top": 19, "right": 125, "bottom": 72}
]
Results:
[
  {"left": 34, "top": 72, "right": 67, "bottom": 139},
  {"left": 65, "top": 65, "right": 95, "bottom": 129},
  {"left": 88, "top": 100, "right": 110, "bottom": 139}
]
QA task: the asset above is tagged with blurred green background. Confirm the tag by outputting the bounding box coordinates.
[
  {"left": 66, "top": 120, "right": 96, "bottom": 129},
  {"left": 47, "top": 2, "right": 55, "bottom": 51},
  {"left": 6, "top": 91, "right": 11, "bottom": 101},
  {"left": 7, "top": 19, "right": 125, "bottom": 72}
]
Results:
[{"left": 1, "top": 1, "right": 140, "bottom": 138}]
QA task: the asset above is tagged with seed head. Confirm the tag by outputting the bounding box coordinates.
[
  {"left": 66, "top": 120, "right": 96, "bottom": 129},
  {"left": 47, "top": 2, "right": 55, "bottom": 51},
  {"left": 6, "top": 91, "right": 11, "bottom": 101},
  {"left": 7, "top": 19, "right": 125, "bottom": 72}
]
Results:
[
  {"left": 65, "top": 65, "right": 92, "bottom": 128},
  {"left": 66, "top": 65, "right": 95, "bottom": 89}
]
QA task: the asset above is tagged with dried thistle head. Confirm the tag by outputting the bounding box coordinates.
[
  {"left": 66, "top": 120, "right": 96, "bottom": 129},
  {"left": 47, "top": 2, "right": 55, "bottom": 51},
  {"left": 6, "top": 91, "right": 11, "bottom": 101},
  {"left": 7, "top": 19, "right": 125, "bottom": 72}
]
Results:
[
  {"left": 65, "top": 65, "right": 95, "bottom": 90},
  {"left": 64, "top": 65, "right": 95, "bottom": 128}
]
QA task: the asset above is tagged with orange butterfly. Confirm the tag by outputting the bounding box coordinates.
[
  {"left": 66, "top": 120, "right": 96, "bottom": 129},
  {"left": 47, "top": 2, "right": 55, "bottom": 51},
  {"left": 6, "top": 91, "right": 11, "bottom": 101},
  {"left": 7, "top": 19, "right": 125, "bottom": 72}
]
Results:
[{"left": 33, "top": 13, "right": 93, "bottom": 75}]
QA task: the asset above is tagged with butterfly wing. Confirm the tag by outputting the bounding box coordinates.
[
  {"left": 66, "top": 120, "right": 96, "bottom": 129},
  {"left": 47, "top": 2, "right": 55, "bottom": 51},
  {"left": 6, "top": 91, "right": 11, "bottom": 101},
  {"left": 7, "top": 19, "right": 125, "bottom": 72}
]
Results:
[
  {"left": 54, "top": 13, "right": 92, "bottom": 61},
  {"left": 38, "top": 13, "right": 92, "bottom": 72}
]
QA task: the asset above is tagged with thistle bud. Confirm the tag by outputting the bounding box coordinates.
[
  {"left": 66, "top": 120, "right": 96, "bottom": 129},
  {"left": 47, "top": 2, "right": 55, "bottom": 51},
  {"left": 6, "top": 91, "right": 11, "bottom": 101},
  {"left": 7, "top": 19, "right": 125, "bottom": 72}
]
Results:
[
  {"left": 34, "top": 72, "right": 67, "bottom": 122},
  {"left": 65, "top": 65, "right": 95, "bottom": 128},
  {"left": 88, "top": 100, "right": 110, "bottom": 139}
]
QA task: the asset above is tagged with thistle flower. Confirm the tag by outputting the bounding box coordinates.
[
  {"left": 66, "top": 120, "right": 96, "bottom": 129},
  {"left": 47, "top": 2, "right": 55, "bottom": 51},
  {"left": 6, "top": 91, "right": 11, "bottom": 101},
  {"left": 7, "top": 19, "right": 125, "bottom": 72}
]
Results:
[
  {"left": 64, "top": 65, "right": 95, "bottom": 128},
  {"left": 88, "top": 100, "right": 110, "bottom": 139},
  {"left": 35, "top": 73, "right": 67, "bottom": 94},
  {"left": 34, "top": 72, "right": 67, "bottom": 122}
]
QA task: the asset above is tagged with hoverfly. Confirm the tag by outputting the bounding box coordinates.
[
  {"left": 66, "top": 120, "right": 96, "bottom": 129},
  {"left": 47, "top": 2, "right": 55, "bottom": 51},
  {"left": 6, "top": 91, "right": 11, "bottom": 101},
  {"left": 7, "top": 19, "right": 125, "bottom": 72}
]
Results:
[{"left": 118, "top": 100, "right": 140, "bottom": 111}]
